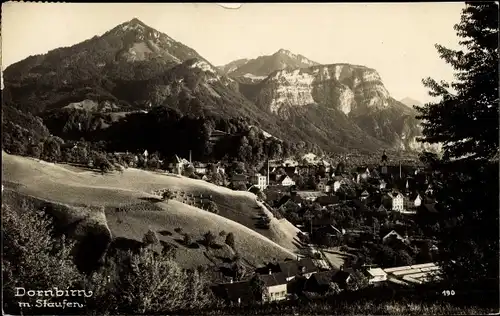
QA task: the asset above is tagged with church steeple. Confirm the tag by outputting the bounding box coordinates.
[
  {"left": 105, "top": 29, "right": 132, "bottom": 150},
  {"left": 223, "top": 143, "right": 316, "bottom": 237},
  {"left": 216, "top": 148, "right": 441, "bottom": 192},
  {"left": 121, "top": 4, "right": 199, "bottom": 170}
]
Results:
[{"left": 380, "top": 150, "right": 388, "bottom": 175}]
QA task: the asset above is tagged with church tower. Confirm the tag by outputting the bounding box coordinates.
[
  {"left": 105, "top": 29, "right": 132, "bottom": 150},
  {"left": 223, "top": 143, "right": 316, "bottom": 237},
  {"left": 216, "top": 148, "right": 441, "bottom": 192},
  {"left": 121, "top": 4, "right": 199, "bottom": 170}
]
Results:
[{"left": 380, "top": 150, "right": 388, "bottom": 175}]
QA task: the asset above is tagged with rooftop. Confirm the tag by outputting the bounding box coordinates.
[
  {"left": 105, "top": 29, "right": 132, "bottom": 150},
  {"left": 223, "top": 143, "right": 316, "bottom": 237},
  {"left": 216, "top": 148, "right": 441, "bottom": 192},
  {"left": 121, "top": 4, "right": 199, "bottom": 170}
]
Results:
[
  {"left": 278, "top": 258, "right": 318, "bottom": 278},
  {"left": 382, "top": 263, "right": 441, "bottom": 284},
  {"left": 259, "top": 272, "right": 287, "bottom": 287},
  {"left": 367, "top": 268, "right": 387, "bottom": 277},
  {"left": 296, "top": 191, "right": 326, "bottom": 200}
]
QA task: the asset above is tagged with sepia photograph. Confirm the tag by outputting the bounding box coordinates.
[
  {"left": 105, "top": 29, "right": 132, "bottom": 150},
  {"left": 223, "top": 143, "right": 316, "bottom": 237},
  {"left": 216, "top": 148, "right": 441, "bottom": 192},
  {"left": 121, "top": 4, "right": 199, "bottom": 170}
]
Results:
[{"left": 1, "top": 2, "right": 498, "bottom": 315}]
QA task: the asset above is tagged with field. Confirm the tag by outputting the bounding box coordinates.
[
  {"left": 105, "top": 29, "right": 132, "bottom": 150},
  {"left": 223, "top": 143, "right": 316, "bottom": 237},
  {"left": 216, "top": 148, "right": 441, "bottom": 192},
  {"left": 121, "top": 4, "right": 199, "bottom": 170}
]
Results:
[{"left": 2, "top": 152, "right": 300, "bottom": 270}]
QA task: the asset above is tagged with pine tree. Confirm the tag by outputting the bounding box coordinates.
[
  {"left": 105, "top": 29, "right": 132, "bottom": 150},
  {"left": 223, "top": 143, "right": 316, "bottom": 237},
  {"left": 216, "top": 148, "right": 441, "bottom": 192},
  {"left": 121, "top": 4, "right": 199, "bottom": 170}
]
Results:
[
  {"left": 416, "top": 2, "right": 498, "bottom": 162},
  {"left": 415, "top": 2, "right": 499, "bottom": 302}
]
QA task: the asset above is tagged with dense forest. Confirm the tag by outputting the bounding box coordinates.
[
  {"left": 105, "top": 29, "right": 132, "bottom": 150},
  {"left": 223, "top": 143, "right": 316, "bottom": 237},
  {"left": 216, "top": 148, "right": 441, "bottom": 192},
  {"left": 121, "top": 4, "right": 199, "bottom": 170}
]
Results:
[{"left": 2, "top": 101, "right": 327, "bottom": 168}]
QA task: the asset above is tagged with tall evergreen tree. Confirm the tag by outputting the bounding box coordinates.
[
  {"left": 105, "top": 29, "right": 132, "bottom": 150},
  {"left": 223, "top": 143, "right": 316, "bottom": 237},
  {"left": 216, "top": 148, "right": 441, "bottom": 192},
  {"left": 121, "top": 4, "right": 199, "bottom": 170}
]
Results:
[
  {"left": 417, "top": 2, "right": 498, "bottom": 162},
  {"left": 415, "top": 2, "right": 498, "bottom": 302}
]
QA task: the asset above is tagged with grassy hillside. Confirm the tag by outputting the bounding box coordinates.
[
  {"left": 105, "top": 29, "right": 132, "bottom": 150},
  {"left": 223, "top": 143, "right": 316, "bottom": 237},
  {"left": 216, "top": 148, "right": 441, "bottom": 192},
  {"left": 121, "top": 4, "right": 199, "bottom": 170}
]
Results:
[{"left": 2, "top": 152, "right": 298, "bottom": 269}]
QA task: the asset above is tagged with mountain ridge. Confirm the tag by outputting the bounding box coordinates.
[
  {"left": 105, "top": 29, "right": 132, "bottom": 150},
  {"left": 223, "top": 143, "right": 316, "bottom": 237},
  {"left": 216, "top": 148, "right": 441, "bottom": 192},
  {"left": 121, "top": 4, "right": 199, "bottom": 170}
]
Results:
[
  {"left": 2, "top": 18, "right": 432, "bottom": 154},
  {"left": 219, "top": 48, "right": 320, "bottom": 84}
]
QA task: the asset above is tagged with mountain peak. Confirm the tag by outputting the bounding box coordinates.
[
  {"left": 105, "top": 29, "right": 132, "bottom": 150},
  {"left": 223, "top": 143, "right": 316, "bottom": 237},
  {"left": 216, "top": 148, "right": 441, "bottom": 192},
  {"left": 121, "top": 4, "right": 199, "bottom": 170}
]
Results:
[
  {"left": 219, "top": 49, "right": 320, "bottom": 79},
  {"left": 129, "top": 17, "right": 143, "bottom": 24},
  {"left": 275, "top": 48, "right": 295, "bottom": 57},
  {"left": 116, "top": 17, "right": 151, "bottom": 33},
  {"left": 276, "top": 48, "right": 290, "bottom": 54}
]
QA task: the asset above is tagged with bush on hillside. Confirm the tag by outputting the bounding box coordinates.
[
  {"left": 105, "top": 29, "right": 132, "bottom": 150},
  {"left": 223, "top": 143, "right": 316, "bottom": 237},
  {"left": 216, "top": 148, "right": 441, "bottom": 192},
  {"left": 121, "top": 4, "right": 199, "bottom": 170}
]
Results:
[
  {"left": 225, "top": 232, "right": 235, "bottom": 249},
  {"left": 206, "top": 201, "right": 219, "bottom": 214},
  {"left": 203, "top": 231, "right": 216, "bottom": 248},
  {"left": 147, "top": 156, "right": 161, "bottom": 170},
  {"left": 28, "top": 142, "right": 43, "bottom": 159},
  {"left": 143, "top": 229, "right": 160, "bottom": 246},
  {"left": 94, "top": 152, "right": 113, "bottom": 173},
  {"left": 42, "top": 136, "right": 64, "bottom": 162},
  {"left": 183, "top": 233, "right": 192, "bottom": 246},
  {"left": 162, "top": 189, "right": 175, "bottom": 203}
]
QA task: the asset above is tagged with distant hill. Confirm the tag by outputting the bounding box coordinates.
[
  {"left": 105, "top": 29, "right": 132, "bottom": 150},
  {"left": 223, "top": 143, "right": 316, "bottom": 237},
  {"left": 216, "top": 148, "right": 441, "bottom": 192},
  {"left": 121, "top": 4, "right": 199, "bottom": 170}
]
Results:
[{"left": 400, "top": 97, "right": 424, "bottom": 108}]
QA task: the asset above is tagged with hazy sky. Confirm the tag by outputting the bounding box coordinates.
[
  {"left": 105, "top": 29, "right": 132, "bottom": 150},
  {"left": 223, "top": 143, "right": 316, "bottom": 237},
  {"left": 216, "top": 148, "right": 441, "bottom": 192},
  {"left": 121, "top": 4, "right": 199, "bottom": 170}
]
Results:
[{"left": 2, "top": 2, "right": 464, "bottom": 102}]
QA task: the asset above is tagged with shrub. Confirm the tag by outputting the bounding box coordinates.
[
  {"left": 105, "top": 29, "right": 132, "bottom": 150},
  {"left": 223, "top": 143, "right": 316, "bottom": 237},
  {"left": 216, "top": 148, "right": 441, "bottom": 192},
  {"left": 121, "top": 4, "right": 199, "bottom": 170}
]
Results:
[
  {"left": 225, "top": 232, "right": 235, "bottom": 249},
  {"left": 174, "top": 227, "right": 183, "bottom": 234},
  {"left": 327, "top": 282, "right": 342, "bottom": 295},
  {"left": 206, "top": 201, "right": 219, "bottom": 214},
  {"left": 233, "top": 183, "right": 247, "bottom": 191},
  {"left": 203, "top": 231, "right": 216, "bottom": 247},
  {"left": 162, "top": 189, "right": 175, "bottom": 203},
  {"left": 28, "top": 142, "right": 43, "bottom": 159},
  {"left": 147, "top": 157, "right": 160, "bottom": 170},
  {"left": 41, "top": 136, "right": 63, "bottom": 162},
  {"left": 219, "top": 230, "right": 226, "bottom": 237},
  {"left": 183, "top": 233, "right": 192, "bottom": 246},
  {"left": 94, "top": 152, "right": 113, "bottom": 173},
  {"left": 142, "top": 229, "right": 159, "bottom": 246}
]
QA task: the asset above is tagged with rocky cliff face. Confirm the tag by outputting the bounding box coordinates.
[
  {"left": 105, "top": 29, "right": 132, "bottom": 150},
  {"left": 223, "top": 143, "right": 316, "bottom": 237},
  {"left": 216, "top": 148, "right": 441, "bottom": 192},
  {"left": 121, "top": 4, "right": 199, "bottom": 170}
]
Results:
[
  {"left": 253, "top": 64, "right": 391, "bottom": 115},
  {"left": 246, "top": 64, "right": 431, "bottom": 151}
]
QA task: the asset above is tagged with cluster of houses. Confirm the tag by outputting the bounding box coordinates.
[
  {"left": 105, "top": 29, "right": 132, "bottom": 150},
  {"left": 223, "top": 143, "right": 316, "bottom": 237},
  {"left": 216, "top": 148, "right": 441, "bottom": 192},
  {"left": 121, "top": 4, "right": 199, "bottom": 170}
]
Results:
[
  {"left": 166, "top": 153, "right": 225, "bottom": 178},
  {"left": 263, "top": 152, "right": 437, "bottom": 217},
  {"left": 163, "top": 150, "right": 437, "bottom": 219},
  {"left": 213, "top": 256, "right": 441, "bottom": 305},
  {"left": 213, "top": 257, "right": 351, "bottom": 305}
]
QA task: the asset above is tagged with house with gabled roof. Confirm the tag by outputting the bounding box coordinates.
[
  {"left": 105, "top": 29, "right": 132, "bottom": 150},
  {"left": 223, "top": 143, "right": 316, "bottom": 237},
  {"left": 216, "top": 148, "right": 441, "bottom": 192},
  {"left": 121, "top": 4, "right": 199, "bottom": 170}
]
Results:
[
  {"left": 332, "top": 178, "right": 346, "bottom": 192},
  {"left": 387, "top": 191, "right": 405, "bottom": 212},
  {"left": 315, "top": 195, "right": 340, "bottom": 208},
  {"left": 304, "top": 267, "right": 354, "bottom": 293},
  {"left": 213, "top": 279, "right": 254, "bottom": 305},
  {"left": 193, "top": 162, "right": 208, "bottom": 175},
  {"left": 296, "top": 190, "right": 326, "bottom": 201},
  {"left": 278, "top": 258, "right": 318, "bottom": 282},
  {"left": 382, "top": 230, "right": 408, "bottom": 244},
  {"left": 365, "top": 267, "right": 388, "bottom": 284},
  {"left": 413, "top": 193, "right": 422, "bottom": 207},
  {"left": 250, "top": 173, "right": 268, "bottom": 190},
  {"left": 360, "top": 190, "right": 370, "bottom": 201},
  {"left": 278, "top": 175, "right": 296, "bottom": 187},
  {"left": 231, "top": 174, "right": 248, "bottom": 189},
  {"left": 259, "top": 272, "right": 288, "bottom": 302},
  {"left": 379, "top": 179, "right": 387, "bottom": 190},
  {"left": 167, "top": 155, "right": 190, "bottom": 174},
  {"left": 276, "top": 195, "right": 302, "bottom": 213},
  {"left": 377, "top": 204, "right": 388, "bottom": 213}
]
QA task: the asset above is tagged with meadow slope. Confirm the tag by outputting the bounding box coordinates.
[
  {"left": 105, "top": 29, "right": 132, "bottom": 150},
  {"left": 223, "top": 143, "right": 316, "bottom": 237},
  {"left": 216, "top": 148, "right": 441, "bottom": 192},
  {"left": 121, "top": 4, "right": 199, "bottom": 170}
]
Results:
[{"left": 2, "top": 152, "right": 299, "bottom": 269}]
